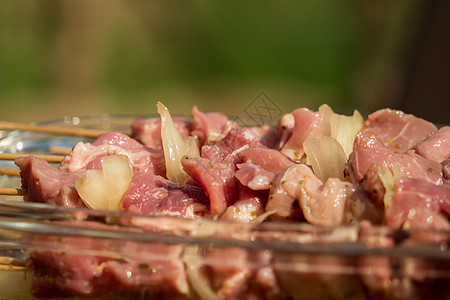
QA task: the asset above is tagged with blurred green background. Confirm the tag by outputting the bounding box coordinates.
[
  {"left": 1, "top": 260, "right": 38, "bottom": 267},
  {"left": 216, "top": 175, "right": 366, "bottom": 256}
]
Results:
[{"left": 0, "top": 0, "right": 448, "bottom": 123}]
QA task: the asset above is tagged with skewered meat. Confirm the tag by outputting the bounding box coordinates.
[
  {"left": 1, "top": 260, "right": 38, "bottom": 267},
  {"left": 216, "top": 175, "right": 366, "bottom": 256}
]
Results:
[{"left": 12, "top": 105, "right": 450, "bottom": 299}]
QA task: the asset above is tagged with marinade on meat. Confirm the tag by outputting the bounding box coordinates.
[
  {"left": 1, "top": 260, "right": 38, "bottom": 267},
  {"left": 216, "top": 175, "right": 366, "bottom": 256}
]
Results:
[
  {"left": 181, "top": 155, "right": 238, "bottom": 216},
  {"left": 280, "top": 105, "right": 332, "bottom": 162},
  {"left": 415, "top": 126, "right": 450, "bottom": 163},
  {"left": 60, "top": 132, "right": 166, "bottom": 176},
  {"left": 122, "top": 172, "right": 208, "bottom": 217},
  {"left": 363, "top": 108, "right": 437, "bottom": 153},
  {"left": 12, "top": 105, "right": 450, "bottom": 299},
  {"left": 16, "top": 156, "right": 85, "bottom": 207},
  {"left": 385, "top": 177, "right": 450, "bottom": 233},
  {"left": 235, "top": 163, "right": 275, "bottom": 191}
]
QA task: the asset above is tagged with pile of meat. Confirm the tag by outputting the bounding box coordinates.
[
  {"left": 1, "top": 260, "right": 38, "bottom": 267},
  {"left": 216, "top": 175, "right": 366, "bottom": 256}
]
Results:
[{"left": 15, "top": 105, "right": 450, "bottom": 299}]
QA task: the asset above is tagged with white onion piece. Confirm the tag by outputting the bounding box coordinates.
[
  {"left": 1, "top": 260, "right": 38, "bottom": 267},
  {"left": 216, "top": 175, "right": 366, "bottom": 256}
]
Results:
[
  {"left": 253, "top": 210, "right": 276, "bottom": 223},
  {"left": 378, "top": 163, "right": 403, "bottom": 208},
  {"left": 318, "top": 104, "right": 334, "bottom": 136},
  {"left": 184, "top": 136, "right": 200, "bottom": 159},
  {"left": 183, "top": 246, "right": 218, "bottom": 300},
  {"left": 75, "top": 155, "right": 133, "bottom": 211},
  {"left": 157, "top": 101, "right": 188, "bottom": 183},
  {"left": 304, "top": 136, "right": 347, "bottom": 182},
  {"left": 330, "top": 110, "right": 363, "bottom": 158}
]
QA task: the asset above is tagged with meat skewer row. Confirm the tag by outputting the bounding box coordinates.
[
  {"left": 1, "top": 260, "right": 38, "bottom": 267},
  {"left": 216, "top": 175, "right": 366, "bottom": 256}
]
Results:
[
  {"left": 0, "top": 122, "right": 114, "bottom": 178},
  {"left": 0, "top": 150, "right": 70, "bottom": 177},
  {"left": 0, "top": 153, "right": 65, "bottom": 177}
]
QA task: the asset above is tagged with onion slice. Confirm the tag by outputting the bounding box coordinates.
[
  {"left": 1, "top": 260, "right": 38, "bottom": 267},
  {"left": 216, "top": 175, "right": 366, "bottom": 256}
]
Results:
[
  {"left": 378, "top": 163, "right": 403, "bottom": 208},
  {"left": 157, "top": 102, "right": 200, "bottom": 183},
  {"left": 304, "top": 136, "right": 347, "bottom": 182},
  {"left": 75, "top": 155, "right": 133, "bottom": 211},
  {"left": 184, "top": 136, "right": 200, "bottom": 158},
  {"left": 183, "top": 246, "right": 218, "bottom": 300},
  {"left": 157, "top": 102, "right": 189, "bottom": 183},
  {"left": 330, "top": 110, "right": 364, "bottom": 158}
]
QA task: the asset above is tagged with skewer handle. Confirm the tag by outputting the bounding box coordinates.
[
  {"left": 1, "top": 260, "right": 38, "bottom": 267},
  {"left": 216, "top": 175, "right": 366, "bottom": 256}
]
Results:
[
  {"left": 49, "top": 145, "right": 72, "bottom": 155},
  {"left": 0, "top": 121, "right": 106, "bottom": 138},
  {"left": 0, "top": 168, "right": 20, "bottom": 176},
  {"left": 0, "top": 153, "right": 64, "bottom": 163},
  {"left": 0, "top": 188, "right": 27, "bottom": 196}
]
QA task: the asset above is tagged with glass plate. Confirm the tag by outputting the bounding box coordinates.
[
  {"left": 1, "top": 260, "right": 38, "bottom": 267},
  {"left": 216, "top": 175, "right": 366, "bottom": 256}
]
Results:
[{"left": 0, "top": 115, "right": 449, "bottom": 300}]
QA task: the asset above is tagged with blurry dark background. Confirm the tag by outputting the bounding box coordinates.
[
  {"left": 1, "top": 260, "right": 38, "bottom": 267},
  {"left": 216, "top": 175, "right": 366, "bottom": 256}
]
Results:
[{"left": 0, "top": 0, "right": 448, "bottom": 123}]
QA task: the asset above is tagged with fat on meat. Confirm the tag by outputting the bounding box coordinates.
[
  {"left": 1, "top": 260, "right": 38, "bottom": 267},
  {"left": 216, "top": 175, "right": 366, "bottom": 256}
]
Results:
[
  {"left": 351, "top": 132, "right": 443, "bottom": 185},
  {"left": 60, "top": 132, "right": 165, "bottom": 176},
  {"left": 15, "top": 156, "right": 84, "bottom": 207},
  {"left": 235, "top": 163, "right": 274, "bottom": 191},
  {"left": 221, "top": 185, "right": 266, "bottom": 222},
  {"left": 267, "top": 164, "right": 382, "bottom": 225},
  {"left": 121, "top": 173, "right": 208, "bottom": 218},
  {"left": 276, "top": 113, "right": 294, "bottom": 149},
  {"left": 131, "top": 116, "right": 192, "bottom": 149},
  {"left": 363, "top": 108, "right": 437, "bottom": 153},
  {"left": 415, "top": 126, "right": 450, "bottom": 163}
]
